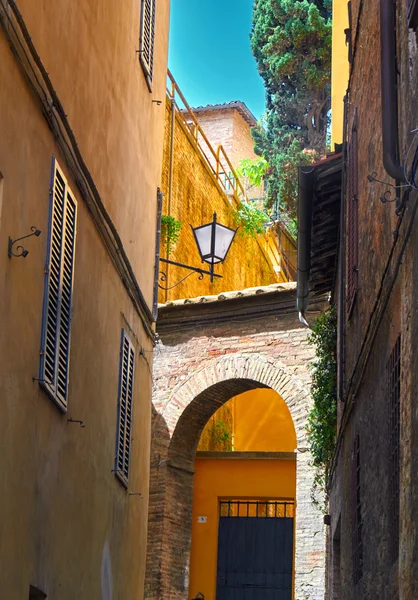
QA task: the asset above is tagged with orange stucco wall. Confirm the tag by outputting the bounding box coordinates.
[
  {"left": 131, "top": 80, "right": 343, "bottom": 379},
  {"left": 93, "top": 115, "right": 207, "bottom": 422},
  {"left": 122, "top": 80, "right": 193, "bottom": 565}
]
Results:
[{"left": 189, "top": 458, "right": 297, "bottom": 600}]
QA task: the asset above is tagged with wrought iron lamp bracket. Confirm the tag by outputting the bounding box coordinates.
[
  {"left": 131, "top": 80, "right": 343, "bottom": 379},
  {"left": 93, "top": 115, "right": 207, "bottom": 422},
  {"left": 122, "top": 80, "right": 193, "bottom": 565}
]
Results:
[
  {"left": 158, "top": 257, "right": 221, "bottom": 291},
  {"left": 8, "top": 225, "right": 41, "bottom": 258}
]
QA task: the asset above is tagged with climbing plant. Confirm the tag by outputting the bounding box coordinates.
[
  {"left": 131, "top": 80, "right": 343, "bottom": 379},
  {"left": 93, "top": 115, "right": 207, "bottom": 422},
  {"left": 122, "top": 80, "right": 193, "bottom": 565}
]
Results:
[
  {"left": 233, "top": 202, "right": 269, "bottom": 238},
  {"left": 160, "top": 214, "right": 182, "bottom": 256},
  {"left": 208, "top": 420, "right": 233, "bottom": 452},
  {"left": 306, "top": 305, "right": 337, "bottom": 508}
]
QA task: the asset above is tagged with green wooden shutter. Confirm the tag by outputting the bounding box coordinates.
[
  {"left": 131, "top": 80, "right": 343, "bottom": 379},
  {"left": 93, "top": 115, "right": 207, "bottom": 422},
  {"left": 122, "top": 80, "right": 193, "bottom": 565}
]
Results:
[
  {"left": 115, "top": 330, "right": 135, "bottom": 486},
  {"left": 40, "top": 159, "right": 77, "bottom": 411},
  {"left": 139, "top": 0, "right": 156, "bottom": 90}
]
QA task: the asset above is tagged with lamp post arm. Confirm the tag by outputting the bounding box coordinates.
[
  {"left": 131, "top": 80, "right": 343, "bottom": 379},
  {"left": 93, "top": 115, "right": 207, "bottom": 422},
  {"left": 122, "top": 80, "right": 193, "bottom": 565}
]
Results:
[{"left": 159, "top": 257, "right": 222, "bottom": 279}]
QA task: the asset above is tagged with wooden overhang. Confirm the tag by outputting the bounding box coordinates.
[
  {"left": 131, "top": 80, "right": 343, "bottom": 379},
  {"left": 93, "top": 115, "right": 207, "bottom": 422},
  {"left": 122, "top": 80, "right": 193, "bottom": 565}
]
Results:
[{"left": 296, "top": 152, "right": 342, "bottom": 320}]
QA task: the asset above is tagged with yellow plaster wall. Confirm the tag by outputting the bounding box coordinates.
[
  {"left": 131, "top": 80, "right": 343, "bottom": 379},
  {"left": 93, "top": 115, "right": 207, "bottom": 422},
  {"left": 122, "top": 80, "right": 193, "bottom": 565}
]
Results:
[
  {"left": 159, "top": 100, "right": 281, "bottom": 302},
  {"left": 198, "top": 389, "right": 297, "bottom": 452},
  {"left": 189, "top": 458, "right": 296, "bottom": 600},
  {"left": 331, "top": 0, "right": 349, "bottom": 146},
  {"left": 0, "top": 1, "right": 169, "bottom": 597},
  {"left": 233, "top": 389, "right": 297, "bottom": 452}
]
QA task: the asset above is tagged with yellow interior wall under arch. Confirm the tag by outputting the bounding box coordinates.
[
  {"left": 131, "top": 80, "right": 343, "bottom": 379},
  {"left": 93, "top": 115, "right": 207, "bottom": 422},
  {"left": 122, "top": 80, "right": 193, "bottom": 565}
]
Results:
[
  {"left": 233, "top": 388, "right": 297, "bottom": 452},
  {"left": 198, "top": 388, "right": 297, "bottom": 453}
]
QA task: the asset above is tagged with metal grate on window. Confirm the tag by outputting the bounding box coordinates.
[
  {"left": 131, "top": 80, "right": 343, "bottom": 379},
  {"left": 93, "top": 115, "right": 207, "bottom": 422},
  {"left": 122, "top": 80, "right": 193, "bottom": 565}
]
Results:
[
  {"left": 220, "top": 500, "right": 295, "bottom": 519},
  {"left": 115, "top": 330, "right": 135, "bottom": 487},
  {"left": 139, "top": 0, "right": 156, "bottom": 90},
  {"left": 39, "top": 159, "right": 77, "bottom": 411},
  {"left": 387, "top": 335, "right": 401, "bottom": 563},
  {"left": 351, "top": 434, "right": 363, "bottom": 584},
  {"left": 346, "top": 108, "right": 359, "bottom": 318}
]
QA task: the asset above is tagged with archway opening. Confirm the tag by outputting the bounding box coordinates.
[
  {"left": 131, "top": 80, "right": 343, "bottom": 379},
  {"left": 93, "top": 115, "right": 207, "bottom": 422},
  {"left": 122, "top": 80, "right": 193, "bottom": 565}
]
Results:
[
  {"left": 189, "top": 388, "right": 297, "bottom": 600},
  {"left": 146, "top": 361, "right": 324, "bottom": 600}
]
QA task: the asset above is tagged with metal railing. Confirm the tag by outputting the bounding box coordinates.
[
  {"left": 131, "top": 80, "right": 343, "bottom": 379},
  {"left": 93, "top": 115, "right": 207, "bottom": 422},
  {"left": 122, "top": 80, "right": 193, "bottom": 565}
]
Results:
[{"left": 166, "top": 70, "right": 248, "bottom": 203}]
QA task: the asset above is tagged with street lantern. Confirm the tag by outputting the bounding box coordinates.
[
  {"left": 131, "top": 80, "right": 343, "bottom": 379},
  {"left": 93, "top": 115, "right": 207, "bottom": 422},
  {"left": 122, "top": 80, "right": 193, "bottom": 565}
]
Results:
[
  {"left": 191, "top": 212, "right": 237, "bottom": 282},
  {"left": 158, "top": 212, "right": 237, "bottom": 288}
]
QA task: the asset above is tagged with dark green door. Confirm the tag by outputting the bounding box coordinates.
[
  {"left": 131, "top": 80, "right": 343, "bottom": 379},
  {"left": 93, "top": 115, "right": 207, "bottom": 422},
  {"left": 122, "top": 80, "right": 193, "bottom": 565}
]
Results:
[{"left": 216, "top": 501, "right": 294, "bottom": 600}]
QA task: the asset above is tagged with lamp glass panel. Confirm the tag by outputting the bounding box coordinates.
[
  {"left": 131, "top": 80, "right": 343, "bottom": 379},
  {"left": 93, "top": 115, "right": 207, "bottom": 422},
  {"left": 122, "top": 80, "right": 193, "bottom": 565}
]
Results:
[
  {"left": 193, "top": 223, "right": 213, "bottom": 259},
  {"left": 214, "top": 224, "right": 236, "bottom": 261}
]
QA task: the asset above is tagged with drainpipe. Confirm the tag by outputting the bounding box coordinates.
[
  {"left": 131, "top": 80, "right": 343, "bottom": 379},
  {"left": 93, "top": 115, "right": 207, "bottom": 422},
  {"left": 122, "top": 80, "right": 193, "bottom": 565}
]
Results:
[
  {"left": 296, "top": 166, "right": 315, "bottom": 326},
  {"left": 380, "top": 0, "right": 406, "bottom": 183},
  {"left": 152, "top": 188, "right": 163, "bottom": 321},
  {"left": 164, "top": 98, "right": 176, "bottom": 302}
]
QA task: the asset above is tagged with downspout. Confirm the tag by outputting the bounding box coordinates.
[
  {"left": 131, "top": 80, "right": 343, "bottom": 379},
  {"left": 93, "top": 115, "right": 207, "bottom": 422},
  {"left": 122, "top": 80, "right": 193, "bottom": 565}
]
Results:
[
  {"left": 164, "top": 98, "right": 176, "bottom": 302},
  {"left": 380, "top": 0, "right": 406, "bottom": 183},
  {"left": 338, "top": 95, "right": 349, "bottom": 402},
  {"left": 152, "top": 188, "right": 163, "bottom": 321},
  {"left": 296, "top": 166, "right": 315, "bottom": 326}
]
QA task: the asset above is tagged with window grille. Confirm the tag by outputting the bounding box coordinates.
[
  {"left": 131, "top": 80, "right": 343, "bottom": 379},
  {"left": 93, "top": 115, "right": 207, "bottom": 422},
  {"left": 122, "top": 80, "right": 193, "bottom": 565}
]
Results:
[
  {"left": 39, "top": 159, "right": 77, "bottom": 411},
  {"left": 387, "top": 335, "right": 401, "bottom": 563},
  {"left": 219, "top": 500, "right": 294, "bottom": 519},
  {"left": 346, "top": 108, "right": 359, "bottom": 318},
  {"left": 139, "top": 0, "right": 156, "bottom": 90},
  {"left": 115, "top": 330, "right": 135, "bottom": 487},
  {"left": 351, "top": 434, "right": 363, "bottom": 584}
]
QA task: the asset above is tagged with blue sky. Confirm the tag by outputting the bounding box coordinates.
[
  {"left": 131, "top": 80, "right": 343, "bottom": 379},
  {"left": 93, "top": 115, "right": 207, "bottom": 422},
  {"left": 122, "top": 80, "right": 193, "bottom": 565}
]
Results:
[{"left": 168, "top": 0, "right": 266, "bottom": 120}]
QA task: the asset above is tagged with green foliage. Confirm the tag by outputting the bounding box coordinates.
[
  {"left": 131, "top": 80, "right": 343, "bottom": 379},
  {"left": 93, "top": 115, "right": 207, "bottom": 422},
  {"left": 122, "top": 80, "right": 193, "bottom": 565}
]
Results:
[
  {"left": 161, "top": 214, "right": 182, "bottom": 256},
  {"left": 306, "top": 306, "right": 337, "bottom": 507},
  {"left": 233, "top": 201, "right": 269, "bottom": 237},
  {"left": 236, "top": 157, "right": 269, "bottom": 188},
  {"left": 208, "top": 420, "right": 233, "bottom": 451},
  {"left": 251, "top": 0, "right": 332, "bottom": 217}
]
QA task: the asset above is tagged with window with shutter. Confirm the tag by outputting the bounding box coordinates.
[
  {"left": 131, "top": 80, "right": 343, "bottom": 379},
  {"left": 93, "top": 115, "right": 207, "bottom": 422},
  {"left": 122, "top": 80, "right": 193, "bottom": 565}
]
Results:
[
  {"left": 139, "top": 0, "right": 156, "bottom": 91},
  {"left": 387, "top": 335, "right": 401, "bottom": 563},
  {"left": 351, "top": 433, "right": 363, "bottom": 584},
  {"left": 39, "top": 159, "right": 77, "bottom": 411},
  {"left": 346, "top": 108, "right": 359, "bottom": 318},
  {"left": 115, "top": 330, "right": 135, "bottom": 487}
]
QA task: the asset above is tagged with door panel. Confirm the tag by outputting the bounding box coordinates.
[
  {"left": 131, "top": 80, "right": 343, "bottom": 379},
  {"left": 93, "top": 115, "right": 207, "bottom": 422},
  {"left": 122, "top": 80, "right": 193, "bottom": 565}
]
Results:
[{"left": 216, "top": 513, "right": 293, "bottom": 600}]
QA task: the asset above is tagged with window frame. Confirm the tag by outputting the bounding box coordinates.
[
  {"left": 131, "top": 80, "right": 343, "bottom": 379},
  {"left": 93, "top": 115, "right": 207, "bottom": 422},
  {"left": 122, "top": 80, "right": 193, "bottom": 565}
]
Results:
[
  {"left": 346, "top": 108, "right": 359, "bottom": 319},
  {"left": 39, "top": 158, "right": 77, "bottom": 412},
  {"left": 114, "top": 329, "right": 136, "bottom": 488},
  {"left": 139, "top": 0, "right": 156, "bottom": 92},
  {"left": 387, "top": 335, "right": 401, "bottom": 563}
]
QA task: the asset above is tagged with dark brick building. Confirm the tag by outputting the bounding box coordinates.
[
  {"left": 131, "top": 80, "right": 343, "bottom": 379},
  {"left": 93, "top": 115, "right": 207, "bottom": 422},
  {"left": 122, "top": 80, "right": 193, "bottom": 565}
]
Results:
[{"left": 297, "top": 0, "right": 418, "bottom": 598}]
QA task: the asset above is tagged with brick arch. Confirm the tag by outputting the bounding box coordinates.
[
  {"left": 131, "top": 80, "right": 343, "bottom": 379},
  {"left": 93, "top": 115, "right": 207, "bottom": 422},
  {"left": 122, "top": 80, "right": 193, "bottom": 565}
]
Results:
[
  {"left": 161, "top": 353, "right": 309, "bottom": 451},
  {"left": 146, "top": 354, "right": 322, "bottom": 600}
]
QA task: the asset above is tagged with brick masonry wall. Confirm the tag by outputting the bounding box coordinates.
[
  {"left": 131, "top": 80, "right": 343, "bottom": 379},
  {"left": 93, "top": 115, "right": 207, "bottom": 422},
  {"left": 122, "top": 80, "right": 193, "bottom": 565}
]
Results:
[
  {"left": 145, "top": 307, "right": 327, "bottom": 599},
  {"left": 327, "top": 0, "right": 418, "bottom": 597}
]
